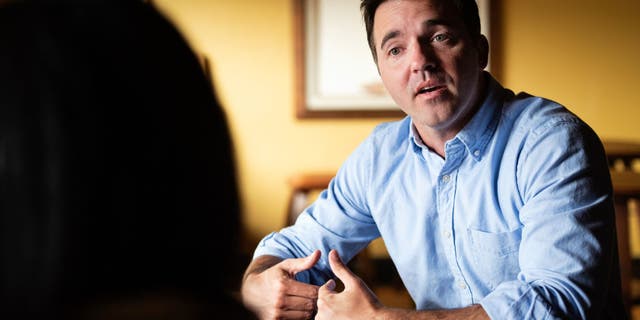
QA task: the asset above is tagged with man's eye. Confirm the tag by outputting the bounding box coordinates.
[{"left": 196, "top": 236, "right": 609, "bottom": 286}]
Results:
[
  {"left": 389, "top": 47, "right": 401, "bottom": 56},
  {"left": 433, "top": 34, "right": 449, "bottom": 42}
]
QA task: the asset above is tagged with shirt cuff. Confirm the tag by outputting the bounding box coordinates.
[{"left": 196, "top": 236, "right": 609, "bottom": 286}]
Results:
[{"left": 480, "top": 281, "right": 557, "bottom": 320}]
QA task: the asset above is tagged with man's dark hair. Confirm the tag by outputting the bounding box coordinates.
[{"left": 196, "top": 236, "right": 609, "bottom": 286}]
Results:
[{"left": 360, "top": 0, "right": 481, "bottom": 63}]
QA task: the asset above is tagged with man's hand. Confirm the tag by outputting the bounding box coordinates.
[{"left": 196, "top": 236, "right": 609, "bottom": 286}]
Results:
[
  {"left": 316, "top": 249, "right": 383, "bottom": 320},
  {"left": 316, "top": 250, "right": 490, "bottom": 320},
  {"left": 241, "top": 250, "right": 321, "bottom": 320}
]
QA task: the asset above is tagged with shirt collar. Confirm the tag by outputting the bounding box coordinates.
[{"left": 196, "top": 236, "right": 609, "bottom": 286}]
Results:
[
  {"left": 409, "top": 122, "right": 426, "bottom": 148},
  {"left": 456, "top": 72, "right": 503, "bottom": 161},
  {"left": 408, "top": 72, "right": 504, "bottom": 161}
]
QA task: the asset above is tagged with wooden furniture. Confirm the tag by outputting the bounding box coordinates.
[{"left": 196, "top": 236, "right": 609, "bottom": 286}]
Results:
[
  {"left": 612, "top": 170, "right": 637, "bottom": 316},
  {"left": 605, "top": 141, "right": 640, "bottom": 171},
  {"left": 604, "top": 140, "right": 640, "bottom": 316},
  {"left": 286, "top": 173, "right": 336, "bottom": 226}
]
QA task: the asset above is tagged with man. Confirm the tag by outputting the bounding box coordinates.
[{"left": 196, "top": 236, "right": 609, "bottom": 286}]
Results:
[{"left": 241, "top": 0, "right": 626, "bottom": 319}]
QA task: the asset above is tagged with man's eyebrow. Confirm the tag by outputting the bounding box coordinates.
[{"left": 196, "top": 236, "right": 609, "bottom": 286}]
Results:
[
  {"left": 424, "top": 18, "right": 452, "bottom": 28},
  {"left": 378, "top": 19, "right": 453, "bottom": 51},
  {"left": 380, "top": 30, "right": 400, "bottom": 51}
]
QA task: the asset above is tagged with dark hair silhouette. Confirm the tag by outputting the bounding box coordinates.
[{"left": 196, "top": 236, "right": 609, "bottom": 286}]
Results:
[{"left": 0, "top": 0, "right": 252, "bottom": 318}]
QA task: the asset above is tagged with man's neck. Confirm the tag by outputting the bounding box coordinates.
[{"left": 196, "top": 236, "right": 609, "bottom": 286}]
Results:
[{"left": 417, "top": 128, "right": 454, "bottom": 159}]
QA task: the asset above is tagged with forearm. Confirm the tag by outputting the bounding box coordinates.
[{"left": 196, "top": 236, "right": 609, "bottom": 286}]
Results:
[
  {"left": 242, "top": 255, "right": 283, "bottom": 282},
  {"left": 376, "top": 304, "right": 489, "bottom": 320}
]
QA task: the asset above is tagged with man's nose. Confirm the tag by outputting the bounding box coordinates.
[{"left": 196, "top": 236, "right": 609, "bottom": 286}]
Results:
[{"left": 410, "top": 41, "right": 436, "bottom": 73}]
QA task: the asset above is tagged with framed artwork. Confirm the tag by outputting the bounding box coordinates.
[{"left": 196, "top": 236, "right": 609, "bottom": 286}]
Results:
[{"left": 293, "top": 0, "right": 490, "bottom": 119}]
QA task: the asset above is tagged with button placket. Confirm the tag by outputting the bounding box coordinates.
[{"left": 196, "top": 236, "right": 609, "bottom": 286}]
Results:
[{"left": 440, "top": 170, "right": 472, "bottom": 302}]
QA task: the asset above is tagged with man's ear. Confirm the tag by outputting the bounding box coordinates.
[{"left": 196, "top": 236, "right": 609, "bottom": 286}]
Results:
[{"left": 477, "top": 34, "right": 489, "bottom": 69}]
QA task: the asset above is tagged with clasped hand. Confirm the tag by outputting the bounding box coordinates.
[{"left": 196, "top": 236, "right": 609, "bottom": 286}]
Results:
[
  {"left": 242, "top": 249, "right": 383, "bottom": 320},
  {"left": 241, "top": 251, "right": 321, "bottom": 319}
]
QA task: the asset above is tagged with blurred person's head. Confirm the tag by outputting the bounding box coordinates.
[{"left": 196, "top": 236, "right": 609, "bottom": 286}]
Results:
[{"left": 0, "top": 0, "right": 250, "bottom": 318}]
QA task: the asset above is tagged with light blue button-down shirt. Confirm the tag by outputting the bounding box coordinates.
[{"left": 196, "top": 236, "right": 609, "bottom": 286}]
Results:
[{"left": 254, "top": 74, "right": 625, "bottom": 319}]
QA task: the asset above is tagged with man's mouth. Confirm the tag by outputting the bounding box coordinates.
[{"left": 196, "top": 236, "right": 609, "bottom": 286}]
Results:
[{"left": 416, "top": 85, "right": 446, "bottom": 96}]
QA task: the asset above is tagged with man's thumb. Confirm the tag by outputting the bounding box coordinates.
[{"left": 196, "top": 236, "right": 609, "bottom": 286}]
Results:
[
  {"left": 280, "top": 250, "right": 321, "bottom": 274},
  {"left": 327, "top": 249, "right": 356, "bottom": 285},
  {"left": 319, "top": 278, "right": 337, "bottom": 295}
]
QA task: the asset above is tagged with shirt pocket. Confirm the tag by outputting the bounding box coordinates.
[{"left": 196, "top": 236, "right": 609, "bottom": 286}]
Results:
[{"left": 467, "top": 227, "right": 522, "bottom": 290}]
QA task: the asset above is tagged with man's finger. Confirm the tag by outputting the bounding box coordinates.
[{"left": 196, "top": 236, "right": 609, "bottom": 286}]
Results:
[
  {"left": 283, "top": 278, "right": 320, "bottom": 298},
  {"left": 319, "top": 278, "right": 336, "bottom": 296},
  {"left": 327, "top": 249, "right": 357, "bottom": 286},
  {"left": 279, "top": 295, "right": 318, "bottom": 311},
  {"left": 276, "top": 309, "right": 315, "bottom": 320},
  {"left": 279, "top": 250, "right": 321, "bottom": 274}
]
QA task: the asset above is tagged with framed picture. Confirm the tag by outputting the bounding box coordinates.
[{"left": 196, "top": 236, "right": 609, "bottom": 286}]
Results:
[{"left": 293, "top": 0, "right": 490, "bottom": 119}]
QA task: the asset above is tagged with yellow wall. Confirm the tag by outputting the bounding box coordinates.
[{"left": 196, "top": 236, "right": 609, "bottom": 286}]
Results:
[
  {"left": 496, "top": 0, "right": 640, "bottom": 141},
  {"left": 152, "top": 0, "right": 396, "bottom": 249},
  {"left": 152, "top": 0, "right": 640, "bottom": 251}
]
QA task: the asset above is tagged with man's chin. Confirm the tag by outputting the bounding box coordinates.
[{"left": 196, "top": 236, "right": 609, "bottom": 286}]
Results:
[{"left": 414, "top": 97, "right": 454, "bottom": 113}]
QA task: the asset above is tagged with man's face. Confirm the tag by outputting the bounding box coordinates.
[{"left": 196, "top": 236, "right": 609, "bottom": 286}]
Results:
[{"left": 373, "top": 0, "right": 487, "bottom": 138}]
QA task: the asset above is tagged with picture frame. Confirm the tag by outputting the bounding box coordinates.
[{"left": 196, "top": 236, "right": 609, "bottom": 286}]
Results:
[{"left": 293, "top": 0, "right": 490, "bottom": 119}]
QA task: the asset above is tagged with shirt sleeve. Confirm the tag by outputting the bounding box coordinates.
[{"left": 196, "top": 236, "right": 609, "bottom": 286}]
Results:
[
  {"left": 252, "top": 134, "right": 381, "bottom": 285},
  {"left": 480, "top": 115, "right": 618, "bottom": 319}
]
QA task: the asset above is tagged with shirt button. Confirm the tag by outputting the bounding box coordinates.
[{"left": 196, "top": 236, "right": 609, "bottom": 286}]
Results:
[
  {"left": 458, "top": 281, "right": 467, "bottom": 289},
  {"left": 442, "top": 175, "right": 450, "bottom": 183},
  {"left": 443, "top": 231, "right": 451, "bottom": 238},
  {"left": 473, "top": 150, "right": 480, "bottom": 157}
]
